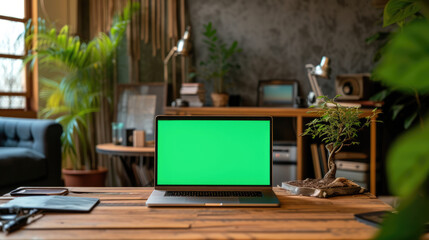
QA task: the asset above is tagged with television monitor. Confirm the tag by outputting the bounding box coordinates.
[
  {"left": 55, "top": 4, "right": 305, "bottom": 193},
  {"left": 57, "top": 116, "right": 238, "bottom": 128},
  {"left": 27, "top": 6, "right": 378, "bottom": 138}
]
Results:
[{"left": 257, "top": 79, "right": 298, "bottom": 107}]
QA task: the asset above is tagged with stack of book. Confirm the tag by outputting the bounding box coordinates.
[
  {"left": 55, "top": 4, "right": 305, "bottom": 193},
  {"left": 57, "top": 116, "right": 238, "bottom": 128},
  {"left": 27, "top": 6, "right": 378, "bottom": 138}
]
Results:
[
  {"left": 335, "top": 152, "right": 369, "bottom": 189},
  {"left": 310, "top": 144, "right": 369, "bottom": 189},
  {"left": 180, "top": 83, "right": 205, "bottom": 107},
  {"left": 310, "top": 144, "right": 328, "bottom": 179}
]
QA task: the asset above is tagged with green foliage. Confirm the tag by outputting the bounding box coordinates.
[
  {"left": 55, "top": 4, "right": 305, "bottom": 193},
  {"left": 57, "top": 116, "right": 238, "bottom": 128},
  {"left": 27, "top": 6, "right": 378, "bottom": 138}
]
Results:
[
  {"left": 376, "top": 189, "right": 429, "bottom": 240},
  {"left": 374, "top": 21, "right": 429, "bottom": 93},
  {"left": 24, "top": 2, "right": 139, "bottom": 170},
  {"left": 199, "top": 22, "right": 242, "bottom": 93},
  {"left": 386, "top": 119, "right": 429, "bottom": 197},
  {"left": 368, "top": 0, "right": 428, "bottom": 130},
  {"left": 365, "top": 31, "right": 390, "bottom": 63},
  {"left": 374, "top": 14, "right": 429, "bottom": 240},
  {"left": 383, "top": 0, "right": 422, "bottom": 27},
  {"left": 302, "top": 96, "right": 376, "bottom": 149}
]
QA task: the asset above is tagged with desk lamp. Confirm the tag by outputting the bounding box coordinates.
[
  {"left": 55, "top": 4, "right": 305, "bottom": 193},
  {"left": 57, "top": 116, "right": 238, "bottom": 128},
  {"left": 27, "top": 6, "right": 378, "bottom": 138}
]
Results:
[
  {"left": 164, "top": 26, "right": 191, "bottom": 101},
  {"left": 305, "top": 56, "right": 331, "bottom": 106}
]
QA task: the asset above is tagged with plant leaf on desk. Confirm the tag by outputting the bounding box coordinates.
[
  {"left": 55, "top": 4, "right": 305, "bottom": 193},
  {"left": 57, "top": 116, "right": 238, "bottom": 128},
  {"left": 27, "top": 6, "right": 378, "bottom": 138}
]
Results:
[{"left": 375, "top": 189, "right": 429, "bottom": 240}]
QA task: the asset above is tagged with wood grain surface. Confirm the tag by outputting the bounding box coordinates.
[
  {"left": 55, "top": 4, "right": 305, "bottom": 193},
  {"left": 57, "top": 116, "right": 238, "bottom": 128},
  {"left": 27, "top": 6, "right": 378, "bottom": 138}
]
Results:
[
  {"left": 96, "top": 144, "right": 154, "bottom": 157},
  {"left": 0, "top": 187, "right": 414, "bottom": 240}
]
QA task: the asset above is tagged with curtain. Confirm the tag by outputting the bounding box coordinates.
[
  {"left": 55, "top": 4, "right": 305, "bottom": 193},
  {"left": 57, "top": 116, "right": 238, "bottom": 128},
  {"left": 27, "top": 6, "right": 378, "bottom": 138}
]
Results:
[{"left": 88, "top": 0, "right": 188, "bottom": 186}]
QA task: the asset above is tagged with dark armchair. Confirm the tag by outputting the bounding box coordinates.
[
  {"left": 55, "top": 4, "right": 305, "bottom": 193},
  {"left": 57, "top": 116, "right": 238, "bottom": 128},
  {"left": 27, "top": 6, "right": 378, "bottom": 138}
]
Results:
[{"left": 0, "top": 117, "right": 63, "bottom": 194}]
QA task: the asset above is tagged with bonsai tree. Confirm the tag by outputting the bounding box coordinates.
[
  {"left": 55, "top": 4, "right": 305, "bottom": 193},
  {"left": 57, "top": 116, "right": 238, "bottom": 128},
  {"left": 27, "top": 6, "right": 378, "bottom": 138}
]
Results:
[
  {"left": 199, "top": 22, "right": 242, "bottom": 95},
  {"left": 300, "top": 96, "right": 379, "bottom": 186},
  {"left": 24, "top": 3, "right": 138, "bottom": 170}
]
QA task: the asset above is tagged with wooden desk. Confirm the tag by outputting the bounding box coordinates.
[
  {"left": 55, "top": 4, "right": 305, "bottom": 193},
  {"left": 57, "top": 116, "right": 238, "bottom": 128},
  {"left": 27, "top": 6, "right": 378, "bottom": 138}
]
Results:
[
  {"left": 165, "top": 107, "right": 380, "bottom": 195},
  {"left": 0, "top": 187, "right": 397, "bottom": 240}
]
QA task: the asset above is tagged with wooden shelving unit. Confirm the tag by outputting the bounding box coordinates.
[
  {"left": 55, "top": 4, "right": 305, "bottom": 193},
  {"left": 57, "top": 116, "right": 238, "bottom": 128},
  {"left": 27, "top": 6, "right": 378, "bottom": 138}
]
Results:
[{"left": 165, "top": 107, "right": 380, "bottom": 195}]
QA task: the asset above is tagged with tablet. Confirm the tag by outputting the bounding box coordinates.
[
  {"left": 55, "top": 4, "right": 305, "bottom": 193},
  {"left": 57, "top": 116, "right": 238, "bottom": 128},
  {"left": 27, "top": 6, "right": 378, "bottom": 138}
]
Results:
[{"left": 10, "top": 187, "right": 69, "bottom": 196}]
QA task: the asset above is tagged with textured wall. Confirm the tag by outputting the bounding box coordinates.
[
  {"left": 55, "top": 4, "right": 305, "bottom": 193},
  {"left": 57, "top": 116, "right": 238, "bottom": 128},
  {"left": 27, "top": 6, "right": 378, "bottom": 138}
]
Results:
[{"left": 188, "top": 0, "right": 383, "bottom": 106}]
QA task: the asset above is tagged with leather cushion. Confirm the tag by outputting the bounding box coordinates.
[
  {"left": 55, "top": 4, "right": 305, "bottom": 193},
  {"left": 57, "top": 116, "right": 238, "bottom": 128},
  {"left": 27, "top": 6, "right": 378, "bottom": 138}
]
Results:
[{"left": 0, "top": 147, "right": 46, "bottom": 187}]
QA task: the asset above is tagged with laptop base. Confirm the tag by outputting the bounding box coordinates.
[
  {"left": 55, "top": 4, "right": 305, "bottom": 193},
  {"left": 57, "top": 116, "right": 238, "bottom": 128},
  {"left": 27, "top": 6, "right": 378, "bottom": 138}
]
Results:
[{"left": 146, "top": 189, "right": 280, "bottom": 207}]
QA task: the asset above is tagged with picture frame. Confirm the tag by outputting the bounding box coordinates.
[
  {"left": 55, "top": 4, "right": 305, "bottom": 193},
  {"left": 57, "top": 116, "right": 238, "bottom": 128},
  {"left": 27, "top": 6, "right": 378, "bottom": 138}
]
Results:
[
  {"left": 115, "top": 82, "right": 166, "bottom": 141},
  {"left": 257, "top": 79, "right": 299, "bottom": 107}
]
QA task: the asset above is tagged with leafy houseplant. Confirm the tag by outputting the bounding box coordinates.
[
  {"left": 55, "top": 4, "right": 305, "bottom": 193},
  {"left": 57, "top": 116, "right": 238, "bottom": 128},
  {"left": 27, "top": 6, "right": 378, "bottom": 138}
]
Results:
[
  {"left": 368, "top": 0, "right": 428, "bottom": 130},
  {"left": 24, "top": 4, "right": 138, "bottom": 185},
  {"left": 199, "top": 22, "right": 241, "bottom": 107},
  {"left": 371, "top": 1, "right": 429, "bottom": 238},
  {"left": 283, "top": 96, "right": 379, "bottom": 197}
]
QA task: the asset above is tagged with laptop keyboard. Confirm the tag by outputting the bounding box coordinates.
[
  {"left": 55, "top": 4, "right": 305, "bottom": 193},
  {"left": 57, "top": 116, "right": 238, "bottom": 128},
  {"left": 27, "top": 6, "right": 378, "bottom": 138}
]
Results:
[{"left": 165, "top": 191, "right": 263, "bottom": 198}]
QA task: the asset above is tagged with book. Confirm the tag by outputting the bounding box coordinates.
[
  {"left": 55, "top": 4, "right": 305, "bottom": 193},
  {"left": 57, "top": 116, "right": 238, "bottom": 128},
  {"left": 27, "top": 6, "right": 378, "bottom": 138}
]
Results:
[
  {"left": 180, "top": 83, "right": 205, "bottom": 107},
  {"left": 353, "top": 180, "right": 368, "bottom": 189},
  {"left": 319, "top": 144, "right": 328, "bottom": 175},
  {"left": 180, "top": 83, "right": 205, "bottom": 95},
  {"left": 311, "top": 144, "right": 322, "bottom": 179},
  {"left": 328, "top": 101, "right": 383, "bottom": 108},
  {"left": 335, "top": 152, "right": 368, "bottom": 159},
  {"left": 336, "top": 169, "right": 369, "bottom": 182},
  {"left": 336, "top": 160, "right": 369, "bottom": 171},
  {"left": 338, "top": 100, "right": 384, "bottom": 108}
]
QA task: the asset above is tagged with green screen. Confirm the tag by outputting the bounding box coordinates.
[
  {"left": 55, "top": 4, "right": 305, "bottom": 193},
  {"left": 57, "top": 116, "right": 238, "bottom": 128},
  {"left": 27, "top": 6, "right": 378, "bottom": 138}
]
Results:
[{"left": 157, "top": 120, "right": 271, "bottom": 185}]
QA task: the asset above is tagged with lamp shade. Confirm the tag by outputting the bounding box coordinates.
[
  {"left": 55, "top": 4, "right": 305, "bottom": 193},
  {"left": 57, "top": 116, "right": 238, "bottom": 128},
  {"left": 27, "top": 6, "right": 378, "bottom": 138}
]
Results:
[
  {"left": 313, "top": 56, "right": 330, "bottom": 79},
  {"left": 176, "top": 26, "right": 191, "bottom": 56}
]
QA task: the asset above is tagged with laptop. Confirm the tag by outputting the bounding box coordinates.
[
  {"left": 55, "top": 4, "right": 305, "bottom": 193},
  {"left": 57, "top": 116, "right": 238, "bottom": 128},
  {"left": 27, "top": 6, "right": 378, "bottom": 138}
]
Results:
[{"left": 146, "top": 116, "right": 280, "bottom": 207}]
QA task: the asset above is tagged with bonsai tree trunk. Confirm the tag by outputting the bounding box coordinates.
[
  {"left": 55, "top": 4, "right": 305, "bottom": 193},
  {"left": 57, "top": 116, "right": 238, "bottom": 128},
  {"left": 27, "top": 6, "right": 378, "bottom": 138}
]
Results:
[{"left": 322, "top": 143, "right": 344, "bottom": 181}]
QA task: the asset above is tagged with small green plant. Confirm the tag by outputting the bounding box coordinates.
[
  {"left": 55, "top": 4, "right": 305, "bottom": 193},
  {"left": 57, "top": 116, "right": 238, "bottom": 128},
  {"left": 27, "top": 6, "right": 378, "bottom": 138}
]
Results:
[
  {"left": 198, "top": 22, "right": 242, "bottom": 94},
  {"left": 302, "top": 96, "right": 379, "bottom": 182}
]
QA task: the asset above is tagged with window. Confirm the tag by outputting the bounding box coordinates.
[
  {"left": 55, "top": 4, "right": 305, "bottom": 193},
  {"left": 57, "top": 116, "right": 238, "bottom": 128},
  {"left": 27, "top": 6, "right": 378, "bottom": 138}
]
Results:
[{"left": 0, "top": 0, "right": 34, "bottom": 114}]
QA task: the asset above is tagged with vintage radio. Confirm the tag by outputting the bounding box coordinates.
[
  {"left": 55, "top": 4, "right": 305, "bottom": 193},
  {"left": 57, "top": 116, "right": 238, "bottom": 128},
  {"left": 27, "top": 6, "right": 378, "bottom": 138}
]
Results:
[{"left": 335, "top": 74, "right": 372, "bottom": 100}]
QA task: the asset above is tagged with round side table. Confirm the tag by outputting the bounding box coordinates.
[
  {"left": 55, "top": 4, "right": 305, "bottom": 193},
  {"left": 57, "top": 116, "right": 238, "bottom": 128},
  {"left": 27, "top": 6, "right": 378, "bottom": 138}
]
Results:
[{"left": 96, "top": 143, "right": 155, "bottom": 186}]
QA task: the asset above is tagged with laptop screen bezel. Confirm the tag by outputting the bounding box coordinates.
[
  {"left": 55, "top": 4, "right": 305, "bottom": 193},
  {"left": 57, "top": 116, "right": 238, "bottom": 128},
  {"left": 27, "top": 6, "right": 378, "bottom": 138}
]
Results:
[{"left": 154, "top": 115, "right": 273, "bottom": 190}]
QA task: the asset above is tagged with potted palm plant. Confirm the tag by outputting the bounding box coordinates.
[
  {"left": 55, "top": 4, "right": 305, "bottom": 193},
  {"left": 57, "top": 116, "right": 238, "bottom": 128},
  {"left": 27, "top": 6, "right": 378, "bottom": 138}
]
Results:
[
  {"left": 24, "top": 3, "right": 138, "bottom": 186},
  {"left": 198, "top": 22, "right": 242, "bottom": 107}
]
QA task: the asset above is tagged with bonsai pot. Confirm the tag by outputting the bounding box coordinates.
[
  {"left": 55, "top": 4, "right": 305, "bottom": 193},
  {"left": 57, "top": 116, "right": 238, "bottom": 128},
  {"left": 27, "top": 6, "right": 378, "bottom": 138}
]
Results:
[
  {"left": 211, "top": 93, "right": 229, "bottom": 107},
  {"left": 283, "top": 178, "right": 365, "bottom": 198},
  {"left": 62, "top": 167, "right": 108, "bottom": 187}
]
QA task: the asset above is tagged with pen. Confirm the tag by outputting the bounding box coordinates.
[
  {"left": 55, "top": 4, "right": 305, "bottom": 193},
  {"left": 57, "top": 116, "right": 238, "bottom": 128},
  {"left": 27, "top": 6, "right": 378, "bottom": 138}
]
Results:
[{"left": 2, "top": 209, "right": 40, "bottom": 234}]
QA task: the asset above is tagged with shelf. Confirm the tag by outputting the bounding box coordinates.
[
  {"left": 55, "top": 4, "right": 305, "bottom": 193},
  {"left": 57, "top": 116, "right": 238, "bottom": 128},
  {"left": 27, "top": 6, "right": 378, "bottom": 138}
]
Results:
[{"left": 165, "top": 106, "right": 380, "bottom": 195}]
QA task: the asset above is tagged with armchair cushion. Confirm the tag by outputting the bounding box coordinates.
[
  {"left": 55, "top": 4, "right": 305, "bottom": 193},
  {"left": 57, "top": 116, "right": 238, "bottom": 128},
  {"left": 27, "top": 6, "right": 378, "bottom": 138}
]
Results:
[{"left": 0, "top": 147, "right": 46, "bottom": 186}]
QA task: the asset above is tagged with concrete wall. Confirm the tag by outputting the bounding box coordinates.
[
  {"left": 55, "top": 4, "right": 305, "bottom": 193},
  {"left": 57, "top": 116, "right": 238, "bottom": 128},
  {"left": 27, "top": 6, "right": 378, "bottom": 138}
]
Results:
[{"left": 188, "top": 0, "right": 383, "bottom": 106}]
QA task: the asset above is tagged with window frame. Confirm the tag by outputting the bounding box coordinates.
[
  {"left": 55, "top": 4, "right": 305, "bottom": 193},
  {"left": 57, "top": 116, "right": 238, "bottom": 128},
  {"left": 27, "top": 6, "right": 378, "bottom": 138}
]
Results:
[{"left": 0, "top": 0, "right": 36, "bottom": 117}]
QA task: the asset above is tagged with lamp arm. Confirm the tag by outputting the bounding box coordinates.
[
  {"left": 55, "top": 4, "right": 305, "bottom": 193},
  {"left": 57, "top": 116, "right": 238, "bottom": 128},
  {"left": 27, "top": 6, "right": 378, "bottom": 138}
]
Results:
[
  {"left": 313, "top": 75, "right": 323, "bottom": 97},
  {"left": 164, "top": 47, "right": 177, "bottom": 65},
  {"left": 306, "top": 65, "right": 318, "bottom": 96},
  {"left": 164, "top": 46, "right": 178, "bottom": 85},
  {"left": 306, "top": 65, "right": 323, "bottom": 97}
]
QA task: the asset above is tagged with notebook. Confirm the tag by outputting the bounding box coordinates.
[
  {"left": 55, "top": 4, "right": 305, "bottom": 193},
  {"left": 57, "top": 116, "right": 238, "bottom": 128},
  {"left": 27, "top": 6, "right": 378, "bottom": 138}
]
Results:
[
  {"left": 0, "top": 196, "right": 99, "bottom": 212},
  {"left": 146, "top": 116, "right": 280, "bottom": 207}
]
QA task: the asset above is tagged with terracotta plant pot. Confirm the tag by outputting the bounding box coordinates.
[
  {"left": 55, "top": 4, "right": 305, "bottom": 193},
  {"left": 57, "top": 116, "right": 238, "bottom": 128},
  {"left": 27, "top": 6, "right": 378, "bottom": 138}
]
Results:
[
  {"left": 211, "top": 93, "right": 229, "bottom": 107},
  {"left": 62, "top": 167, "right": 108, "bottom": 187}
]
